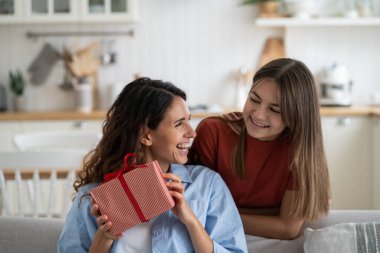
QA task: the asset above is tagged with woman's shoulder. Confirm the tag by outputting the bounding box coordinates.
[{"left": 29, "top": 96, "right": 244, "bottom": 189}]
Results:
[
  {"left": 173, "top": 164, "right": 219, "bottom": 181},
  {"left": 77, "top": 182, "right": 100, "bottom": 195},
  {"left": 174, "top": 164, "right": 227, "bottom": 192},
  {"left": 73, "top": 182, "right": 100, "bottom": 205}
]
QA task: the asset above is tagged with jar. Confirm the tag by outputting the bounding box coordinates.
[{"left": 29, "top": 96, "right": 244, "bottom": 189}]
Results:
[{"left": 74, "top": 77, "right": 93, "bottom": 113}]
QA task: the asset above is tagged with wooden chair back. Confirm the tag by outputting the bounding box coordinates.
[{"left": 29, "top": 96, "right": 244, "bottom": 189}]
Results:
[{"left": 0, "top": 150, "right": 86, "bottom": 218}]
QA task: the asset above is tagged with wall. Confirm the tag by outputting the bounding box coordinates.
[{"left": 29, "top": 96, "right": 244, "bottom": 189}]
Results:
[{"left": 0, "top": 0, "right": 379, "bottom": 111}]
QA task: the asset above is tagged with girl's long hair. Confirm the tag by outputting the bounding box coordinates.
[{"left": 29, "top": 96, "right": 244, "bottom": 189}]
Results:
[{"left": 233, "top": 58, "right": 330, "bottom": 220}]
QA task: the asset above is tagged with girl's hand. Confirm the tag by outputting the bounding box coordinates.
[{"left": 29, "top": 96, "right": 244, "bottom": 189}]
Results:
[
  {"left": 91, "top": 199, "right": 124, "bottom": 241},
  {"left": 162, "top": 172, "right": 196, "bottom": 225}
]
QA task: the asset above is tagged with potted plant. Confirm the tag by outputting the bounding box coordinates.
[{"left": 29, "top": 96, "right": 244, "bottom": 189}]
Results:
[
  {"left": 242, "top": 0, "right": 283, "bottom": 17},
  {"left": 9, "top": 70, "right": 25, "bottom": 111}
]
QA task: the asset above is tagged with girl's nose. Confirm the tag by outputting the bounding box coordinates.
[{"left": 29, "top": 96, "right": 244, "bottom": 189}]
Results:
[{"left": 254, "top": 104, "right": 267, "bottom": 119}]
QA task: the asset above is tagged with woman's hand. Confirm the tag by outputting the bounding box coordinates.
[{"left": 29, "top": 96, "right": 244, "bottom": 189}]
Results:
[
  {"left": 91, "top": 199, "right": 124, "bottom": 241},
  {"left": 162, "top": 172, "right": 195, "bottom": 225}
]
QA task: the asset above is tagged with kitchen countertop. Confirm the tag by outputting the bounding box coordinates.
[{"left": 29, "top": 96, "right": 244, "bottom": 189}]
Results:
[{"left": 1, "top": 106, "right": 380, "bottom": 121}]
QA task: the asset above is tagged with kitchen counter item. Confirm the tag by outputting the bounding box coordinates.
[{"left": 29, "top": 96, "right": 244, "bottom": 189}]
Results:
[
  {"left": 28, "top": 43, "right": 60, "bottom": 85},
  {"left": 319, "top": 63, "right": 353, "bottom": 107},
  {"left": 0, "top": 85, "right": 7, "bottom": 111},
  {"left": 258, "top": 38, "right": 285, "bottom": 69},
  {"left": 74, "top": 77, "right": 93, "bottom": 113}
]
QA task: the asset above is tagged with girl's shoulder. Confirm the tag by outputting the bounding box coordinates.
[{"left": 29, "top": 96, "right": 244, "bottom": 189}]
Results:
[{"left": 198, "top": 112, "right": 244, "bottom": 133}]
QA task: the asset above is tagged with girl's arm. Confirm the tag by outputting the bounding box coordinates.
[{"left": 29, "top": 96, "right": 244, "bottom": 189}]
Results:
[
  {"left": 240, "top": 190, "right": 305, "bottom": 240},
  {"left": 163, "top": 173, "right": 213, "bottom": 253}
]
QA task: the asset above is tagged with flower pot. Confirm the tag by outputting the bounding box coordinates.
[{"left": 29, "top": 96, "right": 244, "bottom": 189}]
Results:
[
  {"left": 258, "top": 1, "right": 281, "bottom": 17},
  {"left": 13, "top": 96, "right": 25, "bottom": 112}
]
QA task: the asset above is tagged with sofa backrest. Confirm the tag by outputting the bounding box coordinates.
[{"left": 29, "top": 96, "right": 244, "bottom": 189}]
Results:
[{"left": 0, "top": 216, "right": 64, "bottom": 253}]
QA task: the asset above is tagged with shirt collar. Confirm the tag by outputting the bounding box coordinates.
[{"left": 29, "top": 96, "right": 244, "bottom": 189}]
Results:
[{"left": 170, "top": 164, "right": 192, "bottom": 184}]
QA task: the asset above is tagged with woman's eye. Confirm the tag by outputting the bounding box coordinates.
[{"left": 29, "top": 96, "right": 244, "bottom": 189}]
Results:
[
  {"left": 175, "top": 122, "right": 183, "bottom": 128},
  {"left": 270, "top": 108, "right": 281, "bottom": 114}
]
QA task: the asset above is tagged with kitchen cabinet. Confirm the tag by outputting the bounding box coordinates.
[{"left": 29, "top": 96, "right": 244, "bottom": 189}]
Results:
[
  {"left": 80, "top": 0, "right": 138, "bottom": 23},
  {"left": 24, "top": 0, "right": 78, "bottom": 23},
  {"left": 322, "top": 116, "right": 372, "bottom": 210},
  {"left": 255, "top": 17, "right": 380, "bottom": 27},
  {"left": 372, "top": 117, "right": 380, "bottom": 209},
  {"left": 0, "top": 0, "right": 22, "bottom": 23},
  {"left": 0, "top": 0, "right": 137, "bottom": 24},
  {"left": 0, "top": 120, "right": 103, "bottom": 151}
]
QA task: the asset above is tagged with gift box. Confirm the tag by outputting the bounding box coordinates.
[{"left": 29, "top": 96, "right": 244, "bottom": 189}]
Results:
[{"left": 91, "top": 154, "right": 175, "bottom": 236}]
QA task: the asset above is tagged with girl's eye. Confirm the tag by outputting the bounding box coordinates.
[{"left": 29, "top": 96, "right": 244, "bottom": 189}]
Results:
[
  {"left": 270, "top": 108, "right": 281, "bottom": 114},
  {"left": 250, "top": 97, "right": 260, "bottom": 104}
]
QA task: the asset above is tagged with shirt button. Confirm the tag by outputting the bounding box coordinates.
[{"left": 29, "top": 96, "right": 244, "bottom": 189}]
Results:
[{"left": 153, "top": 231, "right": 160, "bottom": 236}]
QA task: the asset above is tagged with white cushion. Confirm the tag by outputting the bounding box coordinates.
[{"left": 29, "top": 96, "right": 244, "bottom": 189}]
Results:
[{"left": 304, "top": 222, "right": 380, "bottom": 253}]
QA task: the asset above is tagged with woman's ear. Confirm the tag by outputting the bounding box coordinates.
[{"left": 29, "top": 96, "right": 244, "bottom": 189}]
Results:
[{"left": 139, "top": 127, "right": 152, "bottom": 146}]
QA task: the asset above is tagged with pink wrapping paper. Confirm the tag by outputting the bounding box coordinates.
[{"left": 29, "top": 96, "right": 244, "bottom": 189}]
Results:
[{"left": 91, "top": 160, "right": 175, "bottom": 236}]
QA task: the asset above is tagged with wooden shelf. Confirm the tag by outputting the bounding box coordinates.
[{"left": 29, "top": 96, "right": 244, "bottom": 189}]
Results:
[{"left": 255, "top": 17, "right": 380, "bottom": 27}]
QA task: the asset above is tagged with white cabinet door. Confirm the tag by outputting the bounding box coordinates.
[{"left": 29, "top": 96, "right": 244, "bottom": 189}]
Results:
[
  {"left": 24, "top": 0, "right": 78, "bottom": 23},
  {"left": 322, "top": 116, "right": 372, "bottom": 210},
  {"left": 0, "top": 0, "right": 22, "bottom": 23},
  {"left": 1, "top": 0, "right": 137, "bottom": 24},
  {"left": 80, "top": 0, "right": 137, "bottom": 22},
  {"left": 372, "top": 117, "right": 380, "bottom": 209}
]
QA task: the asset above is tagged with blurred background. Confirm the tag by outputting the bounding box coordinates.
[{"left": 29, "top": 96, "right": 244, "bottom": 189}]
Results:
[{"left": 0, "top": 0, "right": 379, "bottom": 111}]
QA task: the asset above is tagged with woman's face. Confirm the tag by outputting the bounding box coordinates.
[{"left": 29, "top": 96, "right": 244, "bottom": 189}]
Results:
[
  {"left": 142, "top": 96, "right": 196, "bottom": 171},
  {"left": 243, "top": 79, "right": 286, "bottom": 141}
]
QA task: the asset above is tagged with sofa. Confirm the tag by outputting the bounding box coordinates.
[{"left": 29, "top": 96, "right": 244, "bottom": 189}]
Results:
[{"left": 1, "top": 210, "right": 379, "bottom": 253}]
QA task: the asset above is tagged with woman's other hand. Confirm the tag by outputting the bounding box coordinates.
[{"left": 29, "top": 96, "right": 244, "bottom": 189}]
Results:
[{"left": 163, "top": 172, "right": 195, "bottom": 225}]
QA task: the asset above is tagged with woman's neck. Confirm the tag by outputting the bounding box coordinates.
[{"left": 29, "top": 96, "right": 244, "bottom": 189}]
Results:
[{"left": 160, "top": 163, "right": 170, "bottom": 173}]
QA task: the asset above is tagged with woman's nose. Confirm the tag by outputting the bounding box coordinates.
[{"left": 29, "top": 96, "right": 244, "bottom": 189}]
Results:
[{"left": 186, "top": 123, "right": 196, "bottom": 138}]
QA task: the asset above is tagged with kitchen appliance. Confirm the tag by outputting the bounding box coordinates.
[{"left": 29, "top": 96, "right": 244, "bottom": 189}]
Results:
[{"left": 319, "top": 63, "right": 353, "bottom": 107}]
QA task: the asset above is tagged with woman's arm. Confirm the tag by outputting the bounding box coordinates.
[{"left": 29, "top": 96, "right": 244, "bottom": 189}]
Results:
[
  {"left": 240, "top": 190, "right": 304, "bottom": 240},
  {"left": 163, "top": 172, "right": 214, "bottom": 253}
]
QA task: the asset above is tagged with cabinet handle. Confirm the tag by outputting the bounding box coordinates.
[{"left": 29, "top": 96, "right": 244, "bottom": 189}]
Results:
[{"left": 337, "top": 117, "right": 351, "bottom": 126}]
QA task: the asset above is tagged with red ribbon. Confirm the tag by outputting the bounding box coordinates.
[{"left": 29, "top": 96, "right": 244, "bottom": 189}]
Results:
[
  {"left": 103, "top": 153, "right": 148, "bottom": 223},
  {"left": 104, "top": 153, "right": 140, "bottom": 182}
]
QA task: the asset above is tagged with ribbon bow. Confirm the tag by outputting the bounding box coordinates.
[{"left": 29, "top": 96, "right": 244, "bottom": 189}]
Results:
[{"left": 104, "top": 153, "right": 141, "bottom": 182}]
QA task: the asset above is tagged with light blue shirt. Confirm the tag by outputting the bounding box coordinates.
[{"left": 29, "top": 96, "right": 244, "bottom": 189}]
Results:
[{"left": 58, "top": 164, "right": 248, "bottom": 253}]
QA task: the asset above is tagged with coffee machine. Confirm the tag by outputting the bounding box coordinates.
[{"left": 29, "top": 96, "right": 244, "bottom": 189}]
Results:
[{"left": 319, "top": 63, "right": 353, "bottom": 107}]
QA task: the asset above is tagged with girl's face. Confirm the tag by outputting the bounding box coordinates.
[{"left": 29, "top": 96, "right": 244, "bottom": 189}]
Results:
[
  {"left": 243, "top": 79, "right": 286, "bottom": 141},
  {"left": 142, "top": 96, "right": 196, "bottom": 171}
]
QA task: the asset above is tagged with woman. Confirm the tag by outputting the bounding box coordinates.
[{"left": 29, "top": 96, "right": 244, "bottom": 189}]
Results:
[
  {"left": 58, "top": 77, "right": 247, "bottom": 253},
  {"left": 190, "top": 58, "right": 331, "bottom": 240}
]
